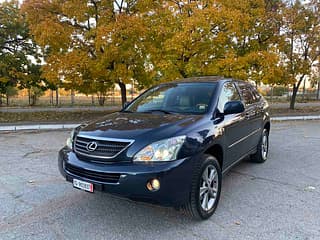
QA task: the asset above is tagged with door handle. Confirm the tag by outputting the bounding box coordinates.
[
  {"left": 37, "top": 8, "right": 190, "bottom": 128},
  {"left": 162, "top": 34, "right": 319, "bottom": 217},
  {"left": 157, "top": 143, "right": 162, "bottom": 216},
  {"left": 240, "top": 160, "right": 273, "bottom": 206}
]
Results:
[{"left": 245, "top": 113, "right": 250, "bottom": 119}]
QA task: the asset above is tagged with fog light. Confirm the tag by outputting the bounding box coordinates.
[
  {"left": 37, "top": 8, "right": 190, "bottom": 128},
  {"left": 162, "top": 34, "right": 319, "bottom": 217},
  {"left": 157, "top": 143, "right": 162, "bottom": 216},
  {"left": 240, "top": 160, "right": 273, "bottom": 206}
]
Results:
[{"left": 147, "top": 178, "right": 160, "bottom": 191}]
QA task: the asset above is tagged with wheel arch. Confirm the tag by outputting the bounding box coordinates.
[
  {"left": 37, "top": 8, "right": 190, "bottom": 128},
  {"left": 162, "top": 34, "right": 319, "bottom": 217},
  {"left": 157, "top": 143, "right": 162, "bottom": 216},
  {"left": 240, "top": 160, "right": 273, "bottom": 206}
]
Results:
[
  {"left": 204, "top": 144, "right": 224, "bottom": 169},
  {"left": 264, "top": 121, "right": 270, "bottom": 133}
]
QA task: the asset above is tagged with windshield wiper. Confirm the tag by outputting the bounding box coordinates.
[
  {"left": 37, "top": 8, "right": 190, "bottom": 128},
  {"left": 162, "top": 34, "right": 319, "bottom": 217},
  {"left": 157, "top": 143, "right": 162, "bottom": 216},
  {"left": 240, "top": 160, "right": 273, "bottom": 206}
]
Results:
[{"left": 141, "top": 109, "right": 173, "bottom": 114}]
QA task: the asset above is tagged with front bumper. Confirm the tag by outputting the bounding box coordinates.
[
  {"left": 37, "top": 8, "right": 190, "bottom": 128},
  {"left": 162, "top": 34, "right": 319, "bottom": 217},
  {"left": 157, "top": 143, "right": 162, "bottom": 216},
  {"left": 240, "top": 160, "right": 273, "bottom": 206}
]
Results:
[{"left": 58, "top": 147, "right": 195, "bottom": 207}]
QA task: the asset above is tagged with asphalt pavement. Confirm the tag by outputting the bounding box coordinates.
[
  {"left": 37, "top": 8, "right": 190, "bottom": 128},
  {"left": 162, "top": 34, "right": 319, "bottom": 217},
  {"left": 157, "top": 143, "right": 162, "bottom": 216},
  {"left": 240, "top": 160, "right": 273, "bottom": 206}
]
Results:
[{"left": 0, "top": 121, "right": 319, "bottom": 240}]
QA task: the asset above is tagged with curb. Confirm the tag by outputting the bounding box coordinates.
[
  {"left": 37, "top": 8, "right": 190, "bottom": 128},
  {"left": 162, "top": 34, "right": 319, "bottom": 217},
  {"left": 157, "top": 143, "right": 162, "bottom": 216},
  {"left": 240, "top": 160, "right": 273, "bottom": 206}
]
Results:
[
  {"left": 271, "top": 115, "right": 320, "bottom": 121},
  {"left": 0, "top": 115, "right": 319, "bottom": 132},
  {"left": 0, "top": 124, "right": 79, "bottom": 132}
]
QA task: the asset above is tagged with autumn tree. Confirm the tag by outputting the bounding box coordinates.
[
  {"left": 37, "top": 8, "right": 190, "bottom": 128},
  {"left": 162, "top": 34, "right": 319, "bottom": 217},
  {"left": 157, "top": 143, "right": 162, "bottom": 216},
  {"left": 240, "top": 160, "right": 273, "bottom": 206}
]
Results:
[
  {"left": 278, "top": 0, "right": 320, "bottom": 109},
  {"left": 0, "top": 0, "right": 41, "bottom": 106},
  {"left": 21, "top": 0, "right": 320, "bottom": 109},
  {"left": 22, "top": 0, "right": 157, "bottom": 106},
  {"left": 146, "top": 0, "right": 284, "bottom": 88},
  {"left": 95, "top": 1, "right": 158, "bottom": 105},
  {"left": 146, "top": 1, "right": 231, "bottom": 81},
  {"left": 216, "top": 0, "right": 284, "bottom": 84}
]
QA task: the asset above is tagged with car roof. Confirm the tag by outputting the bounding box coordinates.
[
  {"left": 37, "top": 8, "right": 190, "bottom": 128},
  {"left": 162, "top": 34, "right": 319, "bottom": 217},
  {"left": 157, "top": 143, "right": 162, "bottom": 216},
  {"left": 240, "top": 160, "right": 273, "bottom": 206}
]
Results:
[
  {"left": 156, "top": 76, "right": 252, "bottom": 87},
  {"left": 169, "top": 76, "right": 228, "bottom": 84}
]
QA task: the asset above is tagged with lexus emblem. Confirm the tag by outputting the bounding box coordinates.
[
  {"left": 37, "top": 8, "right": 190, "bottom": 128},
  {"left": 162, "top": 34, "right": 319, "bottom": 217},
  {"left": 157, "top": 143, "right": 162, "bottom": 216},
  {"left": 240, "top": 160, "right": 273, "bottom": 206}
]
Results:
[{"left": 86, "top": 141, "right": 98, "bottom": 152}]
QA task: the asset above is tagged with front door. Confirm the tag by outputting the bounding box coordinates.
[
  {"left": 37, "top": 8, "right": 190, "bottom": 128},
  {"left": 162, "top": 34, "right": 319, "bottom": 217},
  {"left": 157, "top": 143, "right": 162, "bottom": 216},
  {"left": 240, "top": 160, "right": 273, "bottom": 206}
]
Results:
[{"left": 215, "top": 82, "right": 247, "bottom": 168}]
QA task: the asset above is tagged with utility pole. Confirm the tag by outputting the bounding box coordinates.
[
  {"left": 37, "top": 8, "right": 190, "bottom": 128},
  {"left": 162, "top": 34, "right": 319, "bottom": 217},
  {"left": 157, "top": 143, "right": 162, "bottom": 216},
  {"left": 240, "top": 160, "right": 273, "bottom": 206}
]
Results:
[
  {"left": 71, "top": 89, "right": 75, "bottom": 105},
  {"left": 317, "top": 80, "right": 320, "bottom": 100},
  {"left": 131, "top": 79, "right": 134, "bottom": 101},
  {"left": 318, "top": 62, "right": 320, "bottom": 100},
  {"left": 55, "top": 88, "right": 59, "bottom": 106},
  {"left": 302, "top": 78, "right": 306, "bottom": 101}
]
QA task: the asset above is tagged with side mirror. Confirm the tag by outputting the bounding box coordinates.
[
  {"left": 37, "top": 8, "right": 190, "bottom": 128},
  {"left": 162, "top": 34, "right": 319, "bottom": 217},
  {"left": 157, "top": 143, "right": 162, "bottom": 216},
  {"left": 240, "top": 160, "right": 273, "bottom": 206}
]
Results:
[{"left": 224, "top": 101, "right": 245, "bottom": 115}]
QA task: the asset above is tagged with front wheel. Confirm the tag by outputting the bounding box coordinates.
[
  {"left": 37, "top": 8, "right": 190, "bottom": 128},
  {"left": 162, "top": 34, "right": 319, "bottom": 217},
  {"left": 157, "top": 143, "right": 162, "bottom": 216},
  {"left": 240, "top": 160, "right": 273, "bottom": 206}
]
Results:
[
  {"left": 182, "top": 154, "right": 222, "bottom": 220},
  {"left": 250, "top": 128, "right": 269, "bottom": 163}
]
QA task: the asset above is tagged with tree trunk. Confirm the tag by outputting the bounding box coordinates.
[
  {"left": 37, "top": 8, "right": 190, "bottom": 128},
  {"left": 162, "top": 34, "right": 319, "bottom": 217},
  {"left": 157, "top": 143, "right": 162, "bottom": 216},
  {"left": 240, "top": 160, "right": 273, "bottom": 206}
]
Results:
[
  {"left": 131, "top": 79, "right": 134, "bottom": 101},
  {"left": 97, "top": 94, "right": 106, "bottom": 106},
  {"left": 0, "top": 95, "right": 2, "bottom": 106},
  {"left": 290, "top": 85, "right": 298, "bottom": 110},
  {"left": 118, "top": 81, "right": 127, "bottom": 107},
  {"left": 71, "top": 89, "right": 75, "bottom": 105},
  {"left": 50, "top": 90, "right": 53, "bottom": 105},
  {"left": 91, "top": 95, "right": 95, "bottom": 105},
  {"left": 290, "top": 75, "right": 305, "bottom": 110},
  {"left": 302, "top": 78, "right": 306, "bottom": 101},
  {"left": 6, "top": 94, "right": 9, "bottom": 106},
  {"left": 55, "top": 88, "right": 59, "bottom": 106},
  {"left": 28, "top": 88, "right": 31, "bottom": 106},
  {"left": 112, "top": 88, "right": 115, "bottom": 105},
  {"left": 31, "top": 94, "right": 36, "bottom": 106}
]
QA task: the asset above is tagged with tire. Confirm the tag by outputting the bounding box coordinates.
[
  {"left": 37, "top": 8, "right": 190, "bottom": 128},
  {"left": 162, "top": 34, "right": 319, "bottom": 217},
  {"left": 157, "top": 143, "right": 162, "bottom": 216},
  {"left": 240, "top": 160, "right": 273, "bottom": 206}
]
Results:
[
  {"left": 250, "top": 128, "right": 269, "bottom": 163},
  {"left": 182, "top": 154, "right": 222, "bottom": 220}
]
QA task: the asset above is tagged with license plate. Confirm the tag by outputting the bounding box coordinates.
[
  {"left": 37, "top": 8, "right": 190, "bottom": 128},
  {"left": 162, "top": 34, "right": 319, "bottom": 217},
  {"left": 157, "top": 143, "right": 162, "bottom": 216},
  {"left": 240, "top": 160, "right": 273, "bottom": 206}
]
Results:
[{"left": 73, "top": 179, "right": 94, "bottom": 193}]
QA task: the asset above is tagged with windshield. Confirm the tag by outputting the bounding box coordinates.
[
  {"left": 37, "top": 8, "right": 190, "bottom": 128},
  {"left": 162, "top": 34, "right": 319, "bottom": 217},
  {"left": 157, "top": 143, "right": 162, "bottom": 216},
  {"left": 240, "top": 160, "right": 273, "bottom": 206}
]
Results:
[{"left": 125, "top": 82, "right": 217, "bottom": 114}]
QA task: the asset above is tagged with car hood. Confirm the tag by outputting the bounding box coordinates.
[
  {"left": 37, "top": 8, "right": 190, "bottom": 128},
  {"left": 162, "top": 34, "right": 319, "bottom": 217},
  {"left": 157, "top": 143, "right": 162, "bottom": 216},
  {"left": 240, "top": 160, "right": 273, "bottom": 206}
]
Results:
[{"left": 78, "top": 112, "right": 203, "bottom": 141}]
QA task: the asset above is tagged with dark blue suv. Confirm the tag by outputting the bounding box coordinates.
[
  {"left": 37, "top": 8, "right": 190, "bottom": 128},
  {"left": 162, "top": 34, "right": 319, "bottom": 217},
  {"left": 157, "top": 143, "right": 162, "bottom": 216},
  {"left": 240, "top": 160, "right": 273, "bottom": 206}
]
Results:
[{"left": 58, "top": 76, "right": 270, "bottom": 219}]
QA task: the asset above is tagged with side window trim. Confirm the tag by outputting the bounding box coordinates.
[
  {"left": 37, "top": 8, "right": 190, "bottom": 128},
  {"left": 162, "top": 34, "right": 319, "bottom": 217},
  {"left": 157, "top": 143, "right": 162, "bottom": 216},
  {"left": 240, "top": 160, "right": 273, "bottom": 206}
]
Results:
[
  {"left": 234, "top": 82, "right": 245, "bottom": 104},
  {"left": 231, "top": 82, "right": 242, "bottom": 101}
]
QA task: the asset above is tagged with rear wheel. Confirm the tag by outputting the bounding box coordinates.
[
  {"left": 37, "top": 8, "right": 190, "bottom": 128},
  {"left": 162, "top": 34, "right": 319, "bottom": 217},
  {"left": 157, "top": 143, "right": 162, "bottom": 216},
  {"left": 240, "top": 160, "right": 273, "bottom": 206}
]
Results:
[
  {"left": 250, "top": 128, "right": 269, "bottom": 163},
  {"left": 182, "top": 154, "right": 222, "bottom": 220}
]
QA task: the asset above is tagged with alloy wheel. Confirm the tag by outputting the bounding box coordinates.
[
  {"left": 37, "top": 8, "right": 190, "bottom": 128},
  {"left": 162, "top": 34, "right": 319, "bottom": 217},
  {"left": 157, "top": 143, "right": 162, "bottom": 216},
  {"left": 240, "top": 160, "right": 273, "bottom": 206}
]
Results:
[
  {"left": 199, "top": 165, "right": 218, "bottom": 212},
  {"left": 261, "top": 132, "right": 268, "bottom": 160}
]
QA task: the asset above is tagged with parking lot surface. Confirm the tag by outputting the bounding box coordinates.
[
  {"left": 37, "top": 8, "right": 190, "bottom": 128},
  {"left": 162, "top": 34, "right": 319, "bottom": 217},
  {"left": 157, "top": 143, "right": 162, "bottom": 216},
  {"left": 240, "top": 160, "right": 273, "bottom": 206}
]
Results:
[{"left": 0, "top": 121, "right": 319, "bottom": 240}]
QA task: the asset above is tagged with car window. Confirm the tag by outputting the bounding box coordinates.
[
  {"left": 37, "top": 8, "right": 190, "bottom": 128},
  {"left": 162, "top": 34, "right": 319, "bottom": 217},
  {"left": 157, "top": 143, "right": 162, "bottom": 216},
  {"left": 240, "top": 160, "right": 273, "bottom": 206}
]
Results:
[
  {"left": 217, "top": 82, "right": 241, "bottom": 113},
  {"left": 237, "top": 83, "right": 255, "bottom": 105},
  {"left": 126, "top": 83, "right": 217, "bottom": 114},
  {"left": 135, "top": 90, "right": 165, "bottom": 110},
  {"left": 250, "top": 86, "right": 261, "bottom": 102}
]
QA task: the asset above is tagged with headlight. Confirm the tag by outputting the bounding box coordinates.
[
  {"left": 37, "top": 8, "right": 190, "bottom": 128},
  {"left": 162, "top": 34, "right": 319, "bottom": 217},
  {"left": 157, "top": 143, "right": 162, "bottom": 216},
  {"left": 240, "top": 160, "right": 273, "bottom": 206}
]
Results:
[
  {"left": 133, "top": 136, "right": 186, "bottom": 162},
  {"left": 66, "top": 129, "right": 76, "bottom": 149}
]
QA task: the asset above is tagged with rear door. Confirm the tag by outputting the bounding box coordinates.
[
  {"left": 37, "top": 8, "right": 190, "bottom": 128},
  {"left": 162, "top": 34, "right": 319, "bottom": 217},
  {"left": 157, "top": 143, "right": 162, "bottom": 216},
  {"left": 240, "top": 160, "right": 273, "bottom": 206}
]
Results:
[{"left": 236, "top": 82, "right": 262, "bottom": 152}]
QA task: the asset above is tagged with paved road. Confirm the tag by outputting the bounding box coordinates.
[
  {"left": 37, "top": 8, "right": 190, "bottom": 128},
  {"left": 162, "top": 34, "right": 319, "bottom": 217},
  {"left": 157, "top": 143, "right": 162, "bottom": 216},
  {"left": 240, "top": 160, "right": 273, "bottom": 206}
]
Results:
[{"left": 0, "top": 121, "right": 319, "bottom": 240}]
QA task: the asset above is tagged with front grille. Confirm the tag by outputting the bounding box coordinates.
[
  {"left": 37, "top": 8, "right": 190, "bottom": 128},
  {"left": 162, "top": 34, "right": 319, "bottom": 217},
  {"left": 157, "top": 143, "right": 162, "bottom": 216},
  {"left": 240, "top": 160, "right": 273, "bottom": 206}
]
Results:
[
  {"left": 65, "top": 163, "right": 121, "bottom": 183},
  {"left": 74, "top": 135, "right": 132, "bottom": 159}
]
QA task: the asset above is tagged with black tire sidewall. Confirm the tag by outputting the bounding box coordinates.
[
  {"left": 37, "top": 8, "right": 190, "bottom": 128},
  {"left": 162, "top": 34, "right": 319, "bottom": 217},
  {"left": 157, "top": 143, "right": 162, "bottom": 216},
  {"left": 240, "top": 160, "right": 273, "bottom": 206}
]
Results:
[
  {"left": 195, "top": 155, "right": 222, "bottom": 219},
  {"left": 263, "top": 129, "right": 269, "bottom": 159},
  {"left": 251, "top": 128, "right": 269, "bottom": 163}
]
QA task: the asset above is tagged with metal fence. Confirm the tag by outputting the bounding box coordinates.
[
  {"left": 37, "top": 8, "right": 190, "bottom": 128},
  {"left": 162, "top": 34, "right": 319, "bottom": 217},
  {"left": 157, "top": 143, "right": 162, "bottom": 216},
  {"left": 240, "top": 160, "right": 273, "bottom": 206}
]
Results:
[
  {"left": 1, "top": 89, "right": 142, "bottom": 107},
  {"left": 1, "top": 87, "right": 319, "bottom": 107}
]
